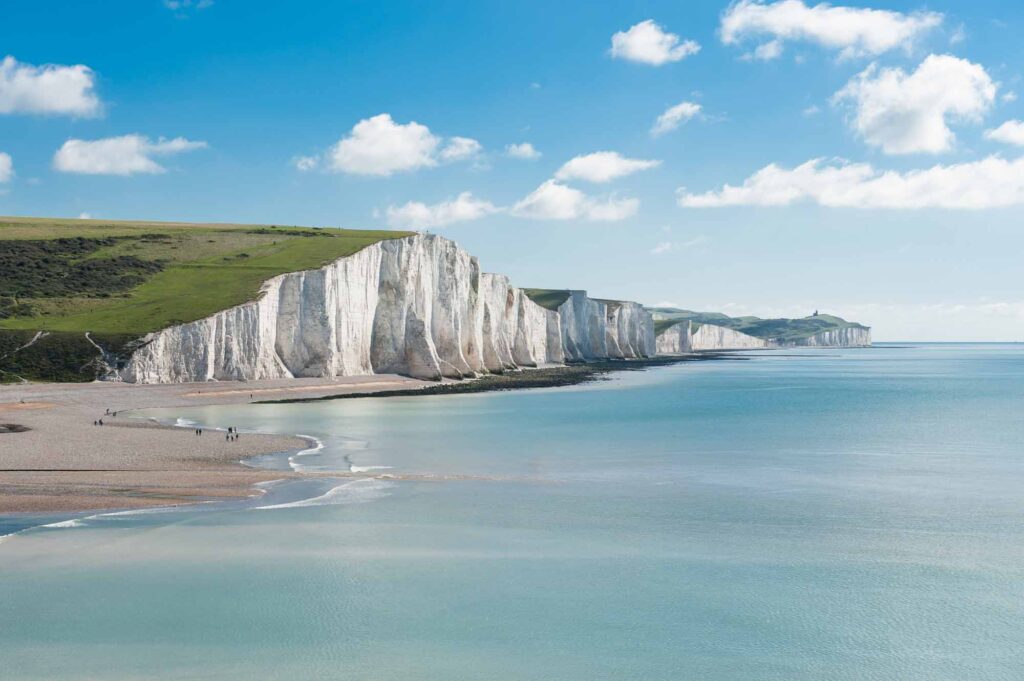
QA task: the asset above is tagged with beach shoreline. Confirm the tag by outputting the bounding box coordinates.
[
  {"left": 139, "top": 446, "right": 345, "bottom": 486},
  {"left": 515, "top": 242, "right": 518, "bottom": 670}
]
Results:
[
  {"left": 0, "top": 355, "right": 733, "bottom": 516},
  {"left": 0, "top": 374, "right": 430, "bottom": 514}
]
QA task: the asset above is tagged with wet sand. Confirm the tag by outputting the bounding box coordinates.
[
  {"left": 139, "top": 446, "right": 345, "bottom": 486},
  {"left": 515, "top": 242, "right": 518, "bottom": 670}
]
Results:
[{"left": 0, "top": 375, "right": 428, "bottom": 513}]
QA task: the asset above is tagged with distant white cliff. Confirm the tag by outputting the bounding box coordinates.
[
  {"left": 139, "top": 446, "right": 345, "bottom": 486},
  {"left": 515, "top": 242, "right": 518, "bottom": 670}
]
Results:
[
  {"left": 787, "top": 327, "right": 872, "bottom": 348},
  {"left": 655, "top": 320, "right": 870, "bottom": 354},
  {"left": 655, "top": 321, "right": 691, "bottom": 355},
  {"left": 119, "top": 234, "right": 655, "bottom": 383},
  {"left": 691, "top": 324, "right": 770, "bottom": 351}
]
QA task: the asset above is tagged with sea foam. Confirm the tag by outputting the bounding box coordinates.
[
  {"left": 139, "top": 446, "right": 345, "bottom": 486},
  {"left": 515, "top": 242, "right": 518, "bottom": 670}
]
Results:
[{"left": 255, "top": 478, "right": 394, "bottom": 510}]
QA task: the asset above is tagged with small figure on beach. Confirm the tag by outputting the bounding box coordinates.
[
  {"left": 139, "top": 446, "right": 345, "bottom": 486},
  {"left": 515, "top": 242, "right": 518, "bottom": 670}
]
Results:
[
  {"left": 93, "top": 420, "right": 98, "bottom": 426},
  {"left": 98, "top": 419, "right": 104, "bottom": 426}
]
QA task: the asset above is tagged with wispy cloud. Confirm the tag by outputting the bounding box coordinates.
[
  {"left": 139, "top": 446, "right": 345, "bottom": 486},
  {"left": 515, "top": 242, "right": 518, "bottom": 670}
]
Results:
[
  {"left": 985, "top": 120, "right": 1024, "bottom": 146},
  {"left": 721, "top": 0, "right": 943, "bottom": 60},
  {"left": 53, "top": 135, "right": 207, "bottom": 175},
  {"left": 505, "top": 142, "right": 541, "bottom": 160},
  {"left": 650, "top": 236, "right": 708, "bottom": 255},
  {"left": 651, "top": 101, "right": 701, "bottom": 136},
  {"left": 0, "top": 152, "right": 12, "bottom": 184},
  {"left": 512, "top": 180, "right": 638, "bottom": 221},
  {"left": 385, "top": 192, "right": 498, "bottom": 228},
  {"left": 678, "top": 156, "right": 1024, "bottom": 210},
  {"left": 555, "top": 151, "right": 660, "bottom": 183}
]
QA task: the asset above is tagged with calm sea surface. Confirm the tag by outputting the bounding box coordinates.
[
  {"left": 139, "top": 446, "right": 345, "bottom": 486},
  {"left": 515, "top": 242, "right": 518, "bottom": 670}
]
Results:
[{"left": 2, "top": 344, "right": 1023, "bottom": 680}]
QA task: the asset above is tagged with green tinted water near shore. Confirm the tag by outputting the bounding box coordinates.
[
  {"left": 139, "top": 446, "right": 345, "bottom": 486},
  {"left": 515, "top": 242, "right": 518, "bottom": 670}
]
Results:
[{"left": 2, "top": 345, "right": 1023, "bottom": 680}]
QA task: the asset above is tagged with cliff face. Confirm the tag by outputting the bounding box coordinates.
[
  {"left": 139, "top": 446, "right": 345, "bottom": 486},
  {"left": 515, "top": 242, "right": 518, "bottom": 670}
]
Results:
[
  {"left": 654, "top": 320, "right": 872, "bottom": 354},
  {"left": 655, "top": 321, "right": 691, "bottom": 355},
  {"left": 786, "top": 327, "right": 872, "bottom": 348},
  {"left": 654, "top": 321, "right": 768, "bottom": 354},
  {"left": 691, "top": 324, "right": 770, "bottom": 351},
  {"left": 119, "top": 234, "right": 654, "bottom": 383}
]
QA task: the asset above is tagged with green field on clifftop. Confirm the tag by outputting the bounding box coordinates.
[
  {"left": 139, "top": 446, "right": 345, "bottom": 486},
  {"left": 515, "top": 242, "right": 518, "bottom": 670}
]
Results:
[{"left": 0, "top": 217, "right": 411, "bottom": 335}]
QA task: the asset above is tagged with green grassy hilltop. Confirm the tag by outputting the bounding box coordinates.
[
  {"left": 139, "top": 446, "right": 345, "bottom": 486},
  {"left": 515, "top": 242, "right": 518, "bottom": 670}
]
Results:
[
  {"left": 0, "top": 217, "right": 410, "bottom": 335},
  {"left": 649, "top": 307, "right": 868, "bottom": 343},
  {"left": 0, "top": 216, "right": 410, "bottom": 381}
]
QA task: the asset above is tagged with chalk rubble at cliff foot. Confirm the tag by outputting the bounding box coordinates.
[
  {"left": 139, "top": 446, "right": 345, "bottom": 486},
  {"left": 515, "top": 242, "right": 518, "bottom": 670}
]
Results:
[{"left": 119, "top": 234, "right": 655, "bottom": 384}]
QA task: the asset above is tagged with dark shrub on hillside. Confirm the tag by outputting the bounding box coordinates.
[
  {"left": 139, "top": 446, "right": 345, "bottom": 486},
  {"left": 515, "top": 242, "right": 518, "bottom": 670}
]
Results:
[{"left": 0, "top": 238, "right": 164, "bottom": 298}]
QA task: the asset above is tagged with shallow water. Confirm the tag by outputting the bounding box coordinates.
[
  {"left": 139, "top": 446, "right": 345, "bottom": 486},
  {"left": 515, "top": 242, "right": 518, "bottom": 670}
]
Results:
[{"left": 2, "top": 345, "right": 1023, "bottom": 680}]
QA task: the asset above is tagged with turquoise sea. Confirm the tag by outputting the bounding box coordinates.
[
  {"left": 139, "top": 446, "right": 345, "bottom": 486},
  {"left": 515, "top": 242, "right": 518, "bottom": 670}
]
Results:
[{"left": 2, "top": 345, "right": 1023, "bottom": 680}]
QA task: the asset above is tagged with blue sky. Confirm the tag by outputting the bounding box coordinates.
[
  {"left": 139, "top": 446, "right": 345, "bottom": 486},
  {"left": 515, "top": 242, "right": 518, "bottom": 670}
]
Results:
[{"left": 2, "top": 0, "right": 1024, "bottom": 340}]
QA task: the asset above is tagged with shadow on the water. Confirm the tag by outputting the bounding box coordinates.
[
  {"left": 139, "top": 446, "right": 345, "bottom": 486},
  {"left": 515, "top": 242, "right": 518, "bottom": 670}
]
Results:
[{"left": 260, "top": 354, "right": 747, "bottom": 404}]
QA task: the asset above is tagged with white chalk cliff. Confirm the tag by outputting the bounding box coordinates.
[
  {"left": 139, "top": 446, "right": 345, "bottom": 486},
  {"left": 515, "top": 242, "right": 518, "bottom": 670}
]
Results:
[
  {"left": 788, "top": 327, "right": 872, "bottom": 348},
  {"left": 119, "top": 234, "right": 655, "bottom": 384},
  {"left": 691, "top": 324, "right": 770, "bottom": 351},
  {"left": 654, "top": 320, "right": 872, "bottom": 354},
  {"left": 655, "top": 321, "right": 692, "bottom": 355},
  {"left": 655, "top": 321, "right": 769, "bottom": 353}
]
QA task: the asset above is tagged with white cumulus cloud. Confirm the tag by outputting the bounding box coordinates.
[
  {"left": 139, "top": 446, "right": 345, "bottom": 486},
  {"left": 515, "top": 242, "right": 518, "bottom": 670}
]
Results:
[
  {"left": 677, "top": 156, "right": 1024, "bottom": 209},
  {"left": 611, "top": 20, "right": 700, "bottom": 66},
  {"left": 0, "top": 55, "right": 101, "bottom": 117},
  {"left": 652, "top": 101, "right": 702, "bottom": 136},
  {"left": 833, "top": 54, "right": 996, "bottom": 154},
  {"left": 512, "top": 180, "right": 638, "bottom": 221},
  {"left": 439, "top": 136, "right": 482, "bottom": 162},
  {"left": 721, "top": 0, "right": 943, "bottom": 60},
  {"left": 0, "top": 152, "right": 12, "bottom": 183},
  {"left": 555, "top": 151, "right": 660, "bottom": 183},
  {"left": 985, "top": 120, "right": 1024, "bottom": 146},
  {"left": 505, "top": 142, "right": 541, "bottom": 159},
  {"left": 53, "top": 135, "right": 207, "bottom": 176},
  {"left": 325, "top": 113, "right": 479, "bottom": 176},
  {"left": 385, "top": 192, "right": 498, "bottom": 228}
]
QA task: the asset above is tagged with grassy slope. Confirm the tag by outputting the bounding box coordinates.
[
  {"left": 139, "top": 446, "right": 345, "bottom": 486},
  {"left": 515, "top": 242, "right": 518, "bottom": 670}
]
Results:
[
  {"left": 654, "top": 318, "right": 687, "bottom": 335},
  {"left": 649, "top": 308, "right": 868, "bottom": 343},
  {"left": 0, "top": 217, "right": 412, "bottom": 335},
  {"left": 522, "top": 288, "right": 572, "bottom": 311}
]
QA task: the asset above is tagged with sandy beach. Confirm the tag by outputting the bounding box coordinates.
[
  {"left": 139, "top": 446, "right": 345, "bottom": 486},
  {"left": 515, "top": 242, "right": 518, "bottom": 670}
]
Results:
[{"left": 0, "top": 375, "right": 428, "bottom": 514}]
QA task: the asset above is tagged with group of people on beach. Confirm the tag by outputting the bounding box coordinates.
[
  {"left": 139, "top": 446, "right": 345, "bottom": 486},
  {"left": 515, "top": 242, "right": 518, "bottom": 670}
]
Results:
[
  {"left": 90, "top": 409, "right": 242, "bottom": 443},
  {"left": 93, "top": 407, "right": 120, "bottom": 426}
]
